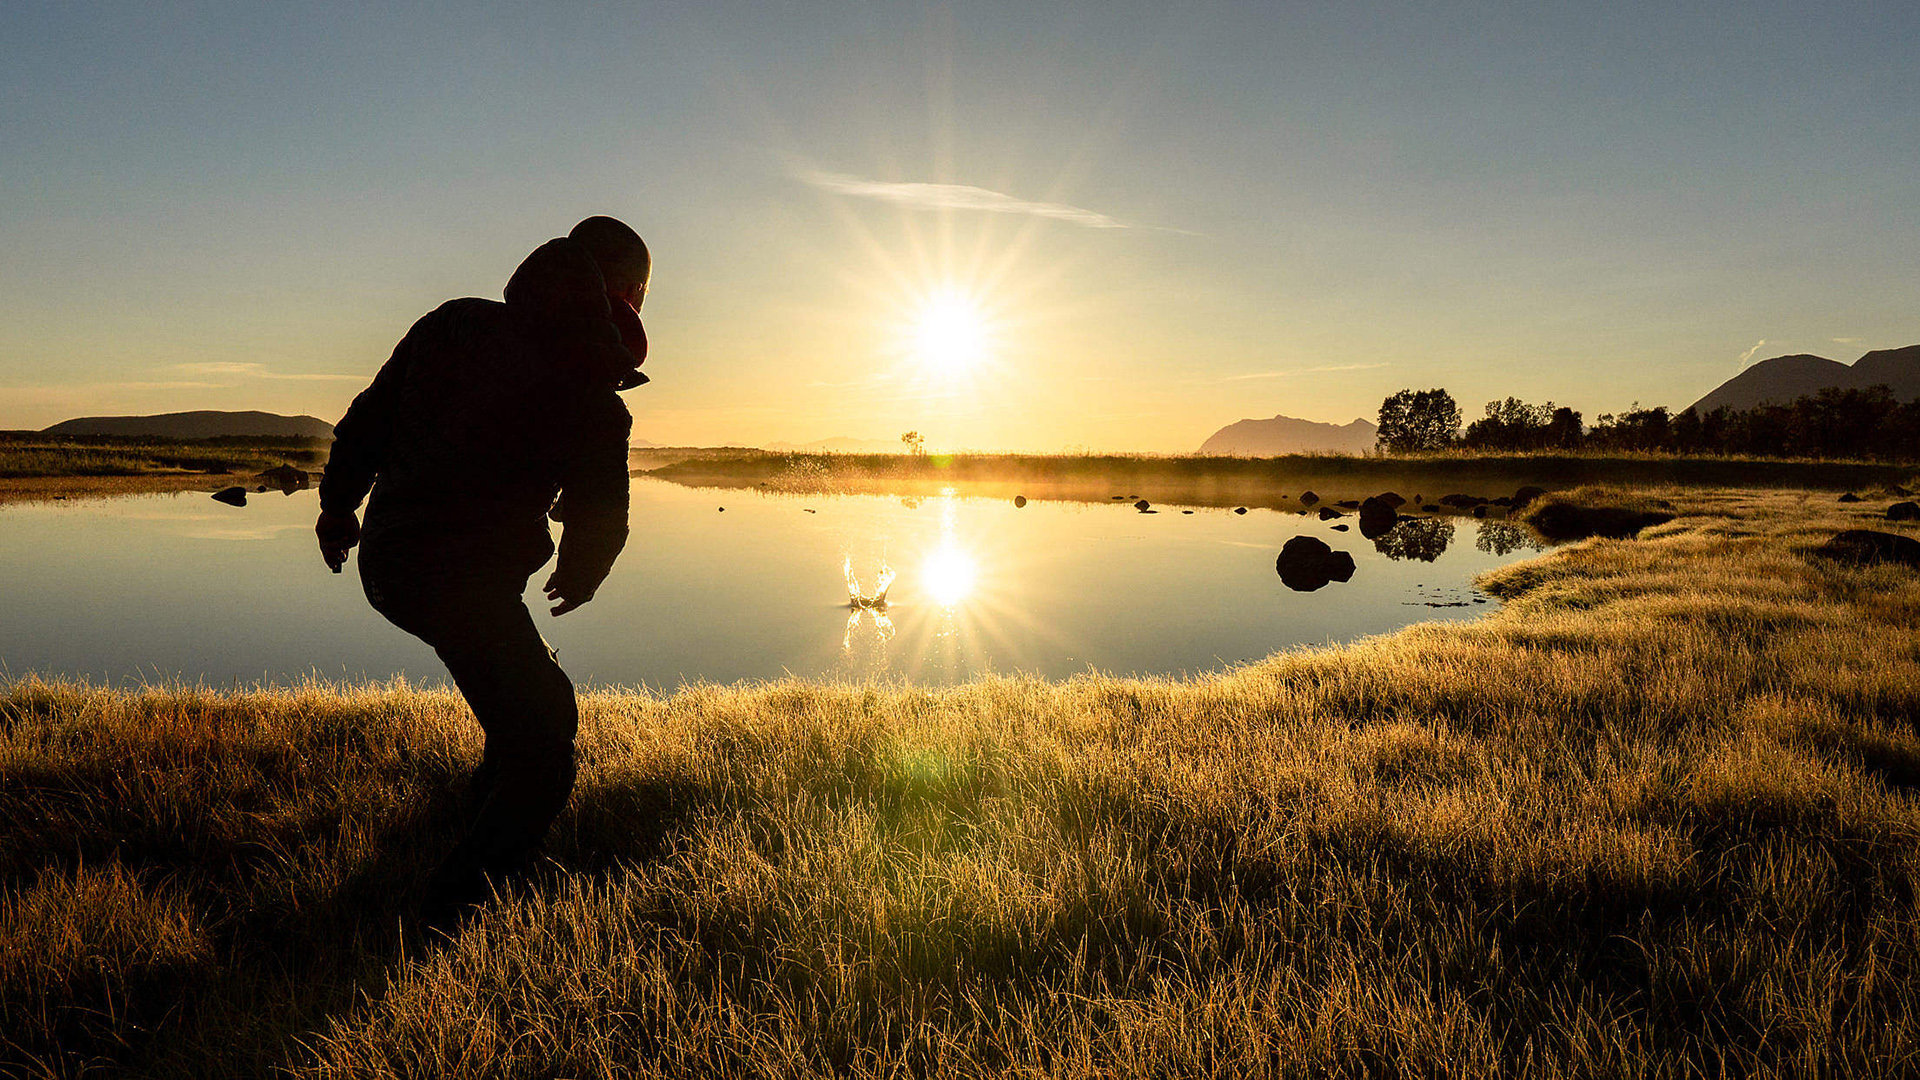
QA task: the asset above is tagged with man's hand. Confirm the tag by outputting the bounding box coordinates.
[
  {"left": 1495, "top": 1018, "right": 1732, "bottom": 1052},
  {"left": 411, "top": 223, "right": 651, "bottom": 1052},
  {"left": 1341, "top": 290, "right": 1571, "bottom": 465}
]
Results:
[
  {"left": 315, "top": 510, "right": 361, "bottom": 573},
  {"left": 542, "top": 571, "right": 595, "bottom": 616}
]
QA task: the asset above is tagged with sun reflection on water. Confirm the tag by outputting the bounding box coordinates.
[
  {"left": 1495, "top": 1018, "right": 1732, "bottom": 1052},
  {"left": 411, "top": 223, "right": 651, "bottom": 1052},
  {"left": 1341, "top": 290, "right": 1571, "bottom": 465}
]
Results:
[{"left": 921, "top": 541, "right": 978, "bottom": 608}]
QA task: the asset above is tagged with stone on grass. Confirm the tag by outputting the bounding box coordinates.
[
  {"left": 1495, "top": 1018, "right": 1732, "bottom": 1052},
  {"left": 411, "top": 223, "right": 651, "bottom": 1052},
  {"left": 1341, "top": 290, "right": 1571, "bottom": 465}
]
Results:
[
  {"left": 1812, "top": 530, "right": 1920, "bottom": 570},
  {"left": 1887, "top": 501, "right": 1920, "bottom": 521}
]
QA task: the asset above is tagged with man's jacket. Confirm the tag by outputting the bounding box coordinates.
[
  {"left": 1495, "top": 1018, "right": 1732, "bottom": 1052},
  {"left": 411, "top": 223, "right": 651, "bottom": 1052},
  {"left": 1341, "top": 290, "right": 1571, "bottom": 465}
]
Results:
[{"left": 319, "top": 237, "right": 641, "bottom": 596}]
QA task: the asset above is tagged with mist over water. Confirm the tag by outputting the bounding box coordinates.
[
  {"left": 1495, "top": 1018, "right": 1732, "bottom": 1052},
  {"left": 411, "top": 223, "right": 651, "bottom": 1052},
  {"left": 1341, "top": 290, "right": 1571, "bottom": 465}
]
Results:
[{"left": 0, "top": 479, "right": 1540, "bottom": 689}]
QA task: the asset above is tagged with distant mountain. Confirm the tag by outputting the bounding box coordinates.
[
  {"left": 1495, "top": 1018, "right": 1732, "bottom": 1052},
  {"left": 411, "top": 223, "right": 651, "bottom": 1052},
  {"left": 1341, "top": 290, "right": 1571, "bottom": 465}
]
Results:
[
  {"left": 42, "top": 410, "right": 334, "bottom": 439},
  {"left": 765, "top": 436, "right": 906, "bottom": 453},
  {"left": 1690, "top": 345, "right": 1920, "bottom": 413},
  {"left": 1199, "top": 415, "right": 1377, "bottom": 456}
]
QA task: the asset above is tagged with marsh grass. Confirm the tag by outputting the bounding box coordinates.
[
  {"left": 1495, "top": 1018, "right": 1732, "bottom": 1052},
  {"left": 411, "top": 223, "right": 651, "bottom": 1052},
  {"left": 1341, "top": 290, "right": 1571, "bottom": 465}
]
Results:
[
  {"left": 644, "top": 450, "right": 1917, "bottom": 508},
  {"left": 0, "top": 433, "right": 325, "bottom": 481},
  {"left": 3, "top": 489, "right": 1919, "bottom": 1076}
]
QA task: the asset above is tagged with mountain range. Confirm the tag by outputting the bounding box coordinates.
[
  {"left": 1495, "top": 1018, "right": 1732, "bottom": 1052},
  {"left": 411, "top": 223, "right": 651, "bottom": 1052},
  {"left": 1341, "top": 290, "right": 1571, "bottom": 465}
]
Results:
[
  {"left": 1198, "top": 415, "right": 1377, "bottom": 456},
  {"left": 42, "top": 410, "right": 335, "bottom": 439},
  {"left": 1690, "top": 344, "right": 1920, "bottom": 413}
]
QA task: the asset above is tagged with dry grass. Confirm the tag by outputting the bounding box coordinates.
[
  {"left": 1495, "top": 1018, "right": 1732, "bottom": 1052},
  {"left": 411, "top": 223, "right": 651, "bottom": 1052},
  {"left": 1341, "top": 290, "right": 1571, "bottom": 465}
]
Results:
[{"left": 2, "top": 489, "right": 1919, "bottom": 1077}]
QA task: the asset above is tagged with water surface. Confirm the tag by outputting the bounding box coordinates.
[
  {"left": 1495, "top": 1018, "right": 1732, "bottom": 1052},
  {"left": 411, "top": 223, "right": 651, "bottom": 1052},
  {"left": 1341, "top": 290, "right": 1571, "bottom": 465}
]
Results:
[{"left": 0, "top": 479, "right": 1542, "bottom": 688}]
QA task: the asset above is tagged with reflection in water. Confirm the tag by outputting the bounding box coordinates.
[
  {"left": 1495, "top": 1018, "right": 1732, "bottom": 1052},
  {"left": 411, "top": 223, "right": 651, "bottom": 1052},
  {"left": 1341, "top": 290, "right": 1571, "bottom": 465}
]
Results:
[
  {"left": 843, "top": 607, "right": 896, "bottom": 650},
  {"left": 1373, "top": 517, "right": 1455, "bottom": 562},
  {"left": 922, "top": 542, "right": 977, "bottom": 607},
  {"left": 1476, "top": 519, "right": 1545, "bottom": 556}
]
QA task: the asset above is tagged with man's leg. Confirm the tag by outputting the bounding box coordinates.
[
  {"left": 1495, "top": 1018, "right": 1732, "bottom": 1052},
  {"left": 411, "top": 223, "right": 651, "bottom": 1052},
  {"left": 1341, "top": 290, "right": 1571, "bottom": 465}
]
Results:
[{"left": 429, "top": 624, "right": 580, "bottom": 900}]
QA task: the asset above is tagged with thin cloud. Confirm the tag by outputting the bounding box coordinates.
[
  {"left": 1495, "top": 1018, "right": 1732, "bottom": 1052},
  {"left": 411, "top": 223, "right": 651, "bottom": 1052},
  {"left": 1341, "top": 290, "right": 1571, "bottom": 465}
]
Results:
[
  {"left": 1736, "top": 340, "right": 1768, "bottom": 367},
  {"left": 1831, "top": 337, "right": 1863, "bottom": 345},
  {"left": 172, "top": 362, "right": 362, "bottom": 382},
  {"left": 800, "top": 170, "right": 1127, "bottom": 229},
  {"left": 1220, "top": 363, "right": 1389, "bottom": 382}
]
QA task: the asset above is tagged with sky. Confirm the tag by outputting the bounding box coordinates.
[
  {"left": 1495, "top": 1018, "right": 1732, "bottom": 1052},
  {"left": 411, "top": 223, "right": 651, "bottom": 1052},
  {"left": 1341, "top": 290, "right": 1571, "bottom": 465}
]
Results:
[{"left": 3, "top": 1, "right": 1916, "bottom": 452}]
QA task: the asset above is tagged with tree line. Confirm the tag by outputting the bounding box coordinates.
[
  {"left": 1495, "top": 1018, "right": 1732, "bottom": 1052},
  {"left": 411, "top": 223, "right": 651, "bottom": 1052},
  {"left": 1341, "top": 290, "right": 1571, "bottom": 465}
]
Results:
[{"left": 1374, "top": 385, "right": 1920, "bottom": 461}]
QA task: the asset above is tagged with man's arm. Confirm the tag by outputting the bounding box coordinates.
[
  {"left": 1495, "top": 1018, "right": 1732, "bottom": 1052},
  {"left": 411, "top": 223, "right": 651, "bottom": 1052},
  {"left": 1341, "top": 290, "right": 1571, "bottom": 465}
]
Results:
[
  {"left": 543, "top": 400, "right": 632, "bottom": 614},
  {"left": 315, "top": 313, "right": 431, "bottom": 569}
]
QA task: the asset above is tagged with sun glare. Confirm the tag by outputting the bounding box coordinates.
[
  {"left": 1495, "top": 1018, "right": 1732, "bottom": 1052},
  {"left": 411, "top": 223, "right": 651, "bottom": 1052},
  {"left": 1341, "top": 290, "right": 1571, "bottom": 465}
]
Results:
[
  {"left": 911, "top": 289, "right": 990, "bottom": 376},
  {"left": 921, "top": 541, "right": 978, "bottom": 607}
]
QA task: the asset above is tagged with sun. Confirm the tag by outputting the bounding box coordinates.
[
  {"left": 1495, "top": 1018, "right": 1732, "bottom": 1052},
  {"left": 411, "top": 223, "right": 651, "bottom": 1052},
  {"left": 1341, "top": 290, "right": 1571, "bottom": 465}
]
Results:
[{"left": 911, "top": 288, "right": 990, "bottom": 376}]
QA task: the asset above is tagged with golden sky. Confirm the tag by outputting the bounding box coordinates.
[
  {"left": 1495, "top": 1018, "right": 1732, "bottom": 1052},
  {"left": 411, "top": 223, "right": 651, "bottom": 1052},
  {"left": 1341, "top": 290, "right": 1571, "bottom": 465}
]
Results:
[{"left": 3, "top": 4, "right": 1916, "bottom": 451}]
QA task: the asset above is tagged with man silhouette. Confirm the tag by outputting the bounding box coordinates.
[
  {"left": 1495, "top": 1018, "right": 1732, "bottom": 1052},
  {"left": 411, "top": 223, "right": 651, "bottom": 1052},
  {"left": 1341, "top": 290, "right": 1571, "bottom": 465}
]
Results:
[{"left": 315, "top": 216, "right": 649, "bottom": 923}]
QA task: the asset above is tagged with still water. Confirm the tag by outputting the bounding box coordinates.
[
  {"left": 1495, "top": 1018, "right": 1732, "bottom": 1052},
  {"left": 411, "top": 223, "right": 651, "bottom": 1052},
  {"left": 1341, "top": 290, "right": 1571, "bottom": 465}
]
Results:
[{"left": 0, "top": 479, "right": 1543, "bottom": 689}]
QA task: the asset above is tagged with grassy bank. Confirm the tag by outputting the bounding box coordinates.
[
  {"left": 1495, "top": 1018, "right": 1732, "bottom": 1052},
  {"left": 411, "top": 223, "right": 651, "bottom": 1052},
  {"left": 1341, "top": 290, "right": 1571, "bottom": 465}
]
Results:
[
  {"left": 4, "top": 489, "right": 1920, "bottom": 1076},
  {"left": 645, "top": 449, "right": 1917, "bottom": 508},
  {"left": 0, "top": 432, "right": 328, "bottom": 480},
  {"left": 0, "top": 433, "right": 328, "bottom": 506}
]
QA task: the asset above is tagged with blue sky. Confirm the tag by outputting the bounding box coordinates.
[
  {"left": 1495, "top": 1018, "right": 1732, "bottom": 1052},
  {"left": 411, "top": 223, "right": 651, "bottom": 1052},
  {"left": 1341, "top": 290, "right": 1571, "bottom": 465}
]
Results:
[{"left": 3, "top": 2, "right": 1915, "bottom": 449}]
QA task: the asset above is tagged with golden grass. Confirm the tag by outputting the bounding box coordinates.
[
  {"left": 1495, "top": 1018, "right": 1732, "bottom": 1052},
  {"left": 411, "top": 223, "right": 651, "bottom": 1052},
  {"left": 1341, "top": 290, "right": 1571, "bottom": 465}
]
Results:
[{"left": 2, "top": 489, "right": 1918, "bottom": 1076}]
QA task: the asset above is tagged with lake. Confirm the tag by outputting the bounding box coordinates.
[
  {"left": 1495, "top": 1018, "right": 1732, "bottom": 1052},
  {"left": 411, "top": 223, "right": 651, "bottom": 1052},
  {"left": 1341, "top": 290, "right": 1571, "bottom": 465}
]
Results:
[{"left": 0, "top": 479, "right": 1544, "bottom": 689}]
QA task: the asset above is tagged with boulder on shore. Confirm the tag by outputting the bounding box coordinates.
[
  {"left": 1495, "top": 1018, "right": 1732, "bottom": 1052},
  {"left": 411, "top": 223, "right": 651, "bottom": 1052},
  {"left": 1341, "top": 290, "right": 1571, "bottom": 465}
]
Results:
[
  {"left": 1525, "top": 502, "right": 1675, "bottom": 541},
  {"left": 1812, "top": 530, "right": 1920, "bottom": 569},
  {"left": 211, "top": 486, "right": 248, "bottom": 507},
  {"left": 1275, "top": 535, "right": 1357, "bottom": 592},
  {"left": 1512, "top": 485, "right": 1548, "bottom": 507},
  {"left": 1439, "top": 494, "right": 1486, "bottom": 508}
]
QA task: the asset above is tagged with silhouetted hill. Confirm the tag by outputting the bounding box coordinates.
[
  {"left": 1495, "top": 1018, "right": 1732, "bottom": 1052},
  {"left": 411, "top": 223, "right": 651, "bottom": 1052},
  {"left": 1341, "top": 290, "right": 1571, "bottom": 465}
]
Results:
[
  {"left": 1199, "top": 415, "right": 1376, "bottom": 456},
  {"left": 42, "top": 410, "right": 333, "bottom": 439},
  {"left": 1849, "top": 344, "right": 1920, "bottom": 400},
  {"left": 1690, "top": 346, "right": 1920, "bottom": 413}
]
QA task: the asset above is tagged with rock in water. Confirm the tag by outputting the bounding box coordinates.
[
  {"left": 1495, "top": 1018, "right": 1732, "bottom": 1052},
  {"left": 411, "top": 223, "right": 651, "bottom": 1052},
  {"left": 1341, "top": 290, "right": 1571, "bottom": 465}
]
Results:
[
  {"left": 1317, "top": 506, "right": 1344, "bottom": 520},
  {"left": 1135, "top": 499, "right": 1152, "bottom": 511},
  {"left": 1374, "top": 492, "right": 1407, "bottom": 509},
  {"left": 1358, "top": 496, "right": 1399, "bottom": 539},
  {"left": 1812, "top": 530, "right": 1920, "bottom": 569},
  {"left": 1513, "top": 486, "right": 1548, "bottom": 508},
  {"left": 258, "top": 464, "right": 309, "bottom": 493},
  {"left": 211, "top": 486, "right": 248, "bottom": 507},
  {"left": 1013, "top": 495, "right": 1027, "bottom": 508},
  {"left": 1299, "top": 490, "right": 1320, "bottom": 507},
  {"left": 1275, "top": 535, "right": 1357, "bottom": 592},
  {"left": 1887, "top": 501, "right": 1920, "bottom": 521},
  {"left": 1234, "top": 507, "right": 1249, "bottom": 515}
]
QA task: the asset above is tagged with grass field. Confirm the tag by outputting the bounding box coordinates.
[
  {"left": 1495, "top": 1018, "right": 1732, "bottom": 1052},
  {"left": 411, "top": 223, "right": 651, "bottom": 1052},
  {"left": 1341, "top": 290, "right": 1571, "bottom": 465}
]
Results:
[{"left": 3, "top": 486, "right": 1918, "bottom": 1076}]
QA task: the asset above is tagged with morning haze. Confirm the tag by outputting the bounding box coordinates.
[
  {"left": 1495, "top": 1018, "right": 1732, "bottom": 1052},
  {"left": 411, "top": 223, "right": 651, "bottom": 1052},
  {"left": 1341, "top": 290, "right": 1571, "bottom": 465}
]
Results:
[{"left": 4, "top": 3, "right": 1916, "bottom": 449}]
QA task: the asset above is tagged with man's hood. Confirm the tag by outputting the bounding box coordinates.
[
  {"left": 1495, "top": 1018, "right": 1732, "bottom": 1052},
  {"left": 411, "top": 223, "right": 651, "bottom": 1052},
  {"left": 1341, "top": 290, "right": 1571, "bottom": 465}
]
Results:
[{"left": 503, "top": 237, "right": 647, "bottom": 390}]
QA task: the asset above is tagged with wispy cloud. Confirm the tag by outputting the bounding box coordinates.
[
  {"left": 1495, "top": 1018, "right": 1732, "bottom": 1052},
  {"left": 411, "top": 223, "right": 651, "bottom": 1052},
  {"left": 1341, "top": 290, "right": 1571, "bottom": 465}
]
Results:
[
  {"left": 1736, "top": 340, "right": 1768, "bottom": 367},
  {"left": 172, "top": 362, "right": 362, "bottom": 382},
  {"left": 1831, "top": 337, "right": 1863, "bottom": 345},
  {"left": 1220, "top": 363, "right": 1389, "bottom": 382},
  {"left": 800, "top": 170, "right": 1127, "bottom": 229}
]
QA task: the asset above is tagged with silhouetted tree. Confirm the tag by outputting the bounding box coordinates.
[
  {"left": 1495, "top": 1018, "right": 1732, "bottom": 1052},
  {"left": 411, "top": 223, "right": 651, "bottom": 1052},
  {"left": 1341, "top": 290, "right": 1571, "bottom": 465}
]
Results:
[
  {"left": 1377, "top": 389, "right": 1462, "bottom": 452},
  {"left": 900, "top": 431, "right": 925, "bottom": 455}
]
